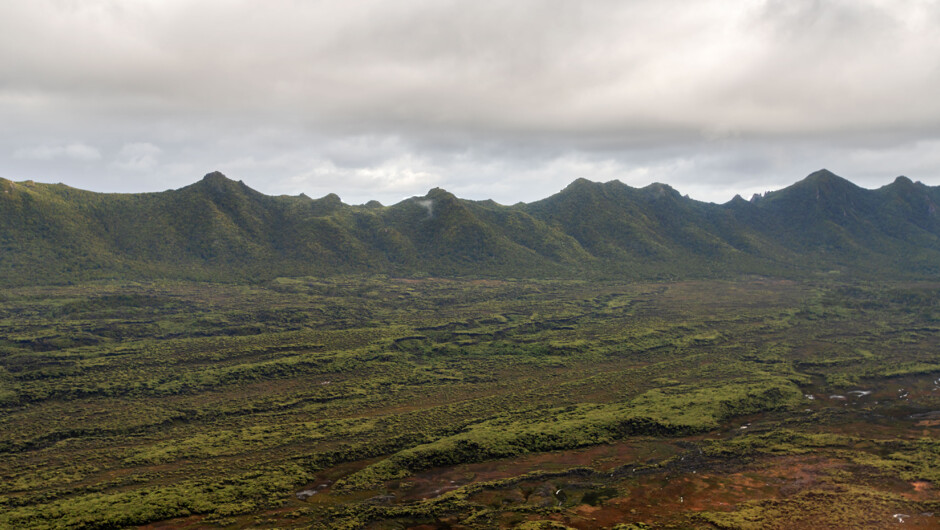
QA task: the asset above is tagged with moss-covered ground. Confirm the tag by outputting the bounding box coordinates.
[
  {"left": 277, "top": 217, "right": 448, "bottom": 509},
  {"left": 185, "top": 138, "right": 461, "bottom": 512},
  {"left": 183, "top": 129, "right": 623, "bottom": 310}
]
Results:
[{"left": 0, "top": 277, "right": 938, "bottom": 528}]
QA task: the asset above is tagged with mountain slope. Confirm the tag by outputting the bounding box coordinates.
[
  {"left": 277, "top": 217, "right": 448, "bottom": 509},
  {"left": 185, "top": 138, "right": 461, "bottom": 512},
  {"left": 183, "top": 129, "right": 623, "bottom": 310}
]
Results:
[
  {"left": 1, "top": 170, "right": 938, "bottom": 285},
  {"left": 523, "top": 178, "right": 787, "bottom": 277},
  {"left": 746, "top": 170, "right": 940, "bottom": 274}
]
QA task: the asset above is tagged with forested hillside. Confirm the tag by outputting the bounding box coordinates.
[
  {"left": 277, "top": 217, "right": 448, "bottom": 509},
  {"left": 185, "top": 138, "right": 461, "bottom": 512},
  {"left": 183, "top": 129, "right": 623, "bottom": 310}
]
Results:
[{"left": 2, "top": 170, "right": 938, "bottom": 285}]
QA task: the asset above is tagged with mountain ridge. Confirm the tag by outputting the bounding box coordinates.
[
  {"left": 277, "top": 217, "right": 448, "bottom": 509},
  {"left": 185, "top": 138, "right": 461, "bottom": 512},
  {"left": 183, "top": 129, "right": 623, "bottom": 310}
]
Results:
[{"left": 1, "top": 170, "right": 938, "bottom": 285}]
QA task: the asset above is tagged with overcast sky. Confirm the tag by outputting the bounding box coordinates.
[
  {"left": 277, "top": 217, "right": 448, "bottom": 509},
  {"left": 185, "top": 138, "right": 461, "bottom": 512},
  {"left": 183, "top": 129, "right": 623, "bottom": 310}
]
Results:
[{"left": 2, "top": 0, "right": 939, "bottom": 205}]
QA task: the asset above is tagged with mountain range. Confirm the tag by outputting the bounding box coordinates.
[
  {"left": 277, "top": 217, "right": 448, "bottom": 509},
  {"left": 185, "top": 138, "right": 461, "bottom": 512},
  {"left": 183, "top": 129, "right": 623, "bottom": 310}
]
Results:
[{"left": 1, "top": 169, "right": 938, "bottom": 285}]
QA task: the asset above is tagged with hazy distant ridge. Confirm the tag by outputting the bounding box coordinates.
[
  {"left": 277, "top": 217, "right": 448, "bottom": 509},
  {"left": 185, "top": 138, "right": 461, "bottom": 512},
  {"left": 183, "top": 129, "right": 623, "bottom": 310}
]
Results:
[{"left": 2, "top": 170, "right": 938, "bottom": 285}]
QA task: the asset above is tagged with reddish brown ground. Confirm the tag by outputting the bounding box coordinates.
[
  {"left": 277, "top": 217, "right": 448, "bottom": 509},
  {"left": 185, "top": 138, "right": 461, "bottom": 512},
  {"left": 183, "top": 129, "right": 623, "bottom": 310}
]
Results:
[
  {"left": 511, "top": 455, "right": 844, "bottom": 528},
  {"left": 396, "top": 440, "right": 679, "bottom": 503},
  {"left": 144, "top": 372, "right": 940, "bottom": 528}
]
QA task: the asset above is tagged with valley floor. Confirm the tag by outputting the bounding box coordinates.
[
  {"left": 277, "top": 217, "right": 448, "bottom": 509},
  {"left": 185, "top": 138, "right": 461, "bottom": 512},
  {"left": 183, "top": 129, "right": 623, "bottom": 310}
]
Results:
[{"left": 0, "top": 276, "right": 938, "bottom": 528}]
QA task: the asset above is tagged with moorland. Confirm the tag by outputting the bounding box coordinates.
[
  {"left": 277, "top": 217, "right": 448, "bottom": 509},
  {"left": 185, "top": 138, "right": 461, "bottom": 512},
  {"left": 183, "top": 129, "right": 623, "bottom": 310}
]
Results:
[{"left": 1, "top": 171, "right": 938, "bottom": 528}]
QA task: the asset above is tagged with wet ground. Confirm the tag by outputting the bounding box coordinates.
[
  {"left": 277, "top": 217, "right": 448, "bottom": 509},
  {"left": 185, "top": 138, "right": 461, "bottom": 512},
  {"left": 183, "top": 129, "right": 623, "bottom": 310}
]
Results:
[
  {"left": 376, "top": 373, "right": 936, "bottom": 528},
  {"left": 168, "top": 372, "right": 940, "bottom": 528}
]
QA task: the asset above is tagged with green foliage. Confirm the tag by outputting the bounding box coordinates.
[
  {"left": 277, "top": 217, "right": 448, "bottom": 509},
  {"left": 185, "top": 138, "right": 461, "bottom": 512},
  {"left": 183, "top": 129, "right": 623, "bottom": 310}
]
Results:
[
  {"left": 0, "top": 277, "right": 938, "bottom": 528},
  {"left": 695, "top": 486, "right": 921, "bottom": 529},
  {"left": 3, "top": 171, "right": 940, "bottom": 286}
]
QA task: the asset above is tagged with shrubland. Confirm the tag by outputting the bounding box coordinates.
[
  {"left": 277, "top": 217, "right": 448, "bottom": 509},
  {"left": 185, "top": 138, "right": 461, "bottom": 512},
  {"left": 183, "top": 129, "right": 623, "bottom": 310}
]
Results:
[{"left": 1, "top": 276, "right": 937, "bottom": 528}]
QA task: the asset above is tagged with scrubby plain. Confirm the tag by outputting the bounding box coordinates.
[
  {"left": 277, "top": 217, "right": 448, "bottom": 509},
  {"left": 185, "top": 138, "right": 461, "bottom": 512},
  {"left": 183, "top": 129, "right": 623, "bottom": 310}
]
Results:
[{"left": 1, "top": 276, "right": 938, "bottom": 528}]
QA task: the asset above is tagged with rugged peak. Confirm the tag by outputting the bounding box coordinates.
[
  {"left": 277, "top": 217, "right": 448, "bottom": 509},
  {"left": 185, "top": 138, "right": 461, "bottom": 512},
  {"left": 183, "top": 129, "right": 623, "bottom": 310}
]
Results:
[
  {"left": 561, "top": 178, "right": 601, "bottom": 194},
  {"left": 789, "top": 169, "right": 861, "bottom": 198},
  {"left": 882, "top": 176, "right": 919, "bottom": 196},
  {"left": 202, "top": 171, "right": 231, "bottom": 183},
  {"left": 304, "top": 192, "right": 345, "bottom": 215},
  {"left": 425, "top": 187, "right": 459, "bottom": 202},
  {"left": 194, "top": 171, "right": 245, "bottom": 193},
  {"left": 569, "top": 177, "right": 594, "bottom": 187},
  {"left": 640, "top": 182, "right": 680, "bottom": 200},
  {"left": 805, "top": 169, "right": 839, "bottom": 181},
  {"left": 727, "top": 194, "right": 756, "bottom": 212},
  {"left": 894, "top": 175, "right": 913, "bottom": 185},
  {"left": 183, "top": 171, "right": 264, "bottom": 203}
]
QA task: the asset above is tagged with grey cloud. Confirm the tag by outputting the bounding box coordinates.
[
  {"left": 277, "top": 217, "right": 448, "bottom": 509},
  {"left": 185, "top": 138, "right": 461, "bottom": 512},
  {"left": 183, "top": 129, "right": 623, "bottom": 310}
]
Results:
[
  {"left": 6, "top": 1, "right": 938, "bottom": 133},
  {"left": 0, "top": 0, "right": 938, "bottom": 204}
]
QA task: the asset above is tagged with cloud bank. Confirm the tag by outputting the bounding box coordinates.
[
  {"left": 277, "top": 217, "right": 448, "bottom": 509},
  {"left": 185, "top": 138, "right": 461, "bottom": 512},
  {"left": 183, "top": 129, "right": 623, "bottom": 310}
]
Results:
[{"left": 1, "top": 0, "right": 938, "bottom": 204}]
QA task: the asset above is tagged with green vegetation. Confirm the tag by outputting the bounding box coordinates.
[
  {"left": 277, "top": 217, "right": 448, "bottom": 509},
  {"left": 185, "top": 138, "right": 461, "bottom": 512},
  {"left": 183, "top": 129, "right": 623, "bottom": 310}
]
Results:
[
  {"left": 1, "top": 277, "right": 938, "bottom": 528},
  {"left": 2, "top": 169, "right": 939, "bottom": 527},
  {"left": 2, "top": 170, "right": 939, "bottom": 286}
]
